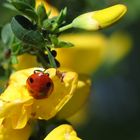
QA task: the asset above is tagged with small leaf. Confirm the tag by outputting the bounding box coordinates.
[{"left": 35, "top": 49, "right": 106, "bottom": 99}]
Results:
[
  {"left": 43, "top": 19, "right": 52, "bottom": 30},
  {"left": 11, "top": 15, "right": 44, "bottom": 46},
  {"left": 11, "top": 55, "right": 18, "bottom": 64},
  {"left": 56, "top": 7, "right": 67, "bottom": 25},
  {"left": 11, "top": 1, "right": 33, "bottom": 11},
  {"left": 45, "top": 47, "right": 57, "bottom": 68},
  {"left": 49, "top": 35, "right": 58, "bottom": 45},
  {"left": 37, "top": 4, "right": 47, "bottom": 22},
  {"left": 11, "top": 42, "right": 21, "bottom": 55},
  {"left": 23, "top": 9, "right": 38, "bottom": 21},
  {"left": 1, "top": 23, "right": 14, "bottom": 47},
  {"left": 11, "top": 1, "right": 37, "bottom": 20},
  {"left": 3, "top": 3, "right": 17, "bottom": 11},
  {"left": 57, "top": 41, "right": 74, "bottom": 48},
  {"left": 23, "top": 0, "right": 35, "bottom": 8}
]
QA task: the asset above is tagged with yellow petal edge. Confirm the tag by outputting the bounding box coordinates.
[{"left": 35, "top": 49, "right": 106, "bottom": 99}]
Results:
[{"left": 44, "top": 124, "right": 81, "bottom": 140}]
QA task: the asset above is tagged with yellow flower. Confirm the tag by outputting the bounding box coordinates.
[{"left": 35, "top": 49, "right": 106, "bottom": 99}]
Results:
[
  {"left": 57, "top": 33, "right": 107, "bottom": 75},
  {"left": 36, "top": 0, "right": 59, "bottom": 17},
  {"left": 72, "top": 4, "right": 127, "bottom": 30},
  {"left": 0, "top": 68, "right": 78, "bottom": 129},
  {"left": 44, "top": 124, "right": 81, "bottom": 140},
  {"left": 0, "top": 118, "right": 31, "bottom": 140},
  {"left": 57, "top": 74, "right": 91, "bottom": 119}
]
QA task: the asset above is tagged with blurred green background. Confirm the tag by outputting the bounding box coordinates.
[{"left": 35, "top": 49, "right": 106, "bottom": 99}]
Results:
[{"left": 0, "top": 0, "right": 140, "bottom": 140}]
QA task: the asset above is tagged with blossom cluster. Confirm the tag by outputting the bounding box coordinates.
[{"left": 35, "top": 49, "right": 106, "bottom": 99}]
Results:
[{"left": 0, "top": 0, "right": 127, "bottom": 139}]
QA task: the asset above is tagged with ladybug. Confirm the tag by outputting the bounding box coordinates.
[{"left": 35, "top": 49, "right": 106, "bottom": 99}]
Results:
[{"left": 26, "top": 70, "right": 54, "bottom": 99}]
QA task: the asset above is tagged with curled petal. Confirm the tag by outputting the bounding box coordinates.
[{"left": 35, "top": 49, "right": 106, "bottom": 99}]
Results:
[
  {"left": 57, "top": 74, "right": 91, "bottom": 119},
  {"left": 0, "top": 118, "right": 31, "bottom": 140}
]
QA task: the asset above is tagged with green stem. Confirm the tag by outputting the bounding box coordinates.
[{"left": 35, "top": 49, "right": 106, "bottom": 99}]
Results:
[
  {"left": 37, "top": 52, "right": 50, "bottom": 68},
  {"left": 45, "top": 46, "right": 57, "bottom": 68},
  {"left": 58, "top": 23, "right": 73, "bottom": 32}
]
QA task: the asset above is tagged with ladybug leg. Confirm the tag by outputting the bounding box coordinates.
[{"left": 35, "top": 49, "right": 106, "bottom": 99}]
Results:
[{"left": 45, "top": 72, "right": 49, "bottom": 76}]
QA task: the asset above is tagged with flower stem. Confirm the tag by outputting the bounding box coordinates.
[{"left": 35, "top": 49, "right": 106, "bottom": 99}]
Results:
[
  {"left": 58, "top": 23, "right": 73, "bottom": 32},
  {"left": 37, "top": 51, "right": 50, "bottom": 68},
  {"left": 45, "top": 46, "right": 57, "bottom": 68}
]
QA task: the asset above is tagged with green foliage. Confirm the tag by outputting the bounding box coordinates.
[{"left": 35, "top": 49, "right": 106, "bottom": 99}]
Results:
[
  {"left": 1, "top": 23, "right": 14, "bottom": 47},
  {"left": 37, "top": 3, "right": 47, "bottom": 26},
  {"left": 0, "top": 0, "right": 74, "bottom": 75},
  {"left": 11, "top": 0, "right": 37, "bottom": 21},
  {"left": 11, "top": 15, "right": 44, "bottom": 46}
]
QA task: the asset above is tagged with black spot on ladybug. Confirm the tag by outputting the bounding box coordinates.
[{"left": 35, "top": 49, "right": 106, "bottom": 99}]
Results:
[
  {"left": 46, "top": 82, "right": 51, "bottom": 88},
  {"left": 29, "top": 78, "right": 34, "bottom": 83}
]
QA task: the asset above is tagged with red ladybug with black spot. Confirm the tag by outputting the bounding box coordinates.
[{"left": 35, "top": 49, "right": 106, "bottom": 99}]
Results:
[{"left": 26, "top": 70, "right": 54, "bottom": 99}]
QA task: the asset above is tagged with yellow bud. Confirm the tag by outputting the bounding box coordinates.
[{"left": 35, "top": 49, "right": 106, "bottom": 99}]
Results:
[
  {"left": 44, "top": 124, "right": 81, "bottom": 140},
  {"left": 72, "top": 4, "right": 127, "bottom": 30}
]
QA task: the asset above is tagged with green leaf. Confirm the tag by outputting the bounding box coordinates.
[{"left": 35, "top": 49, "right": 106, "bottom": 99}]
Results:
[
  {"left": 11, "top": 55, "right": 18, "bottom": 64},
  {"left": 23, "top": 9, "right": 38, "bottom": 21},
  {"left": 49, "top": 35, "right": 58, "bottom": 46},
  {"left": 45, "top": 47, "right": 57, "bottom": 68},
  {"left": 37, "top": 3, "right": 47, "bottom": 22},
  {"left": 1, "top": 23, "right": 14, "bottom": 47},
  {"left": 56, "top": 7, "right": 67, "bottom": 25},
  {"left": 43, "top": 19, "right": 52, "bottom": 30},
  {"left": 11, "top": 42, "right": 21, "bottom": 55},
  {"left": 3, "top": 3, "right": 17, "bottom": 11},
  {"left": 57, "top": 41, "right": 74, "bottom": 48},
  {"left": 11, "top": 1, "right": 33, "bottom": 11},
  {"left": 11, "top": 1, "right": 37, "bottom": 20},
  {"left": 23, "top": 0, "right": 35, "bottom": 8},
  {"left": 11, "top": 15, "right": 44, "bottom": 46}
]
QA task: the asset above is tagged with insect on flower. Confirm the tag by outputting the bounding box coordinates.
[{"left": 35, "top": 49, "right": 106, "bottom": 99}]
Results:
[{"left": 26, "top": 70, "right": 54, "bottom": 99}]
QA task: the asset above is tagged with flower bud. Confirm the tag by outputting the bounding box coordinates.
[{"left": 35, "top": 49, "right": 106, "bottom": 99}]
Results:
[{"left": 72, "top": 4, "right": 127, "bottom": 30}]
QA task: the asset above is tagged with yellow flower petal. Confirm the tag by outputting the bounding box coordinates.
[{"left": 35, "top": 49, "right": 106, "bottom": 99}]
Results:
[
  {"left": 44, "top": 124, "right": 81, "bottom": 140},
  {"left": 72, "top": 4, "right": 127, "bottom": 30},
  {"left": 0, "top": 118, "right": 31, "bottom": 140},
  {"left": 36, "top": 0, "right": 59, "bottom": 17},
  {"left": 57, "top": 74, "right": 91, "bottom": 119},
  {"left": 57, "top": 33, "right": 107, "bottom": 74},
  {"left": 0, "top": 68, "right": 78, "bottom": 129}
]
